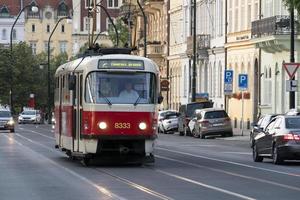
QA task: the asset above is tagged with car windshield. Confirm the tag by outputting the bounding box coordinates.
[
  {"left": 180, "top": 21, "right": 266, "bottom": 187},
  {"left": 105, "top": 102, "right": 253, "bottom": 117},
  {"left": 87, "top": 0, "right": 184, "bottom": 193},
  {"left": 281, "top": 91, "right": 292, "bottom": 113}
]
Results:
[
  {"left": 186, "top": 102, "right": 213, "bottom": 117},
  {"left": 85, "top": 72, "right": 156, "bottom": 105},
  {"left": 160, "top": 111, "right": 176, "bottom": 118},
  {"left": 22, "top": 111, "right": 36, "bottom": 115},
  {"left": 0, "top": 111, "right": 11, "bottom": 117},
  {"left": 285, "top": 118, "right": 300, "bottom": 129},
  {"left": 204, "top": 111, "right": 228, "bottom": 119},
  {"left": 165, "top": 114, "right": 178, "bottom": 119}
]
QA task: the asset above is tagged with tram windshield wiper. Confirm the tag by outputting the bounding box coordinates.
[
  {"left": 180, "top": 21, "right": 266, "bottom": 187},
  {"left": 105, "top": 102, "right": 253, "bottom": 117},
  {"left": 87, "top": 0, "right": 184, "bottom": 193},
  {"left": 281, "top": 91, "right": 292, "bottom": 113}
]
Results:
[
  {"left": 134, "top": 95, "right": 141, "bottom": 106},
  {"left": 99, "top": 91, "right": 112, "bottom": 106}
]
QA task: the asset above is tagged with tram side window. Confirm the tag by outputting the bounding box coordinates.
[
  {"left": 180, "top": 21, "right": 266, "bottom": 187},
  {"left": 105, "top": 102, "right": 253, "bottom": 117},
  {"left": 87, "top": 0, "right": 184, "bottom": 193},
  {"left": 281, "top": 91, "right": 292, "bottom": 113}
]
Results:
[{"left": 85, "top": 72, "right": 156, "bottom": 104}]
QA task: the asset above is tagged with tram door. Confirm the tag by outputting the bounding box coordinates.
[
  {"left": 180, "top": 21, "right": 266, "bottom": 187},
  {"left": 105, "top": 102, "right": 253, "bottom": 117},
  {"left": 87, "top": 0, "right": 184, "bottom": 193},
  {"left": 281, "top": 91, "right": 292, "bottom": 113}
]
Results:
[{"left": 73, "top": 73, "right": 83, "bottom": 152}]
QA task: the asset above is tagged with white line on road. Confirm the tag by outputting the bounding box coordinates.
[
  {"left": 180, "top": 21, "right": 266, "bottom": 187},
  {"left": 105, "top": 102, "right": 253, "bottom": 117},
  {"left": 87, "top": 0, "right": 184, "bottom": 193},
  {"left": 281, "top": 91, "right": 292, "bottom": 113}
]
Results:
[
  {"left": 8, "top": 133, "right": 174, "bottom": 200},
  {"left": 222, "top": 152, "right": 252, "bottom": 155},
  {"left": 155, "top": 169, "right": 256, "bottom": 200},
  {"left": 19, "top": 127, "right": 55, "bottom": 140},
  {"left": 1, "top": 134, "right": 127, "bottom": 200},
  {"left": 157, "top": 147, "right": 300, "bottom": 177},
  {"left": 156, "top": 155, "right": 300, "bottom": 192}
]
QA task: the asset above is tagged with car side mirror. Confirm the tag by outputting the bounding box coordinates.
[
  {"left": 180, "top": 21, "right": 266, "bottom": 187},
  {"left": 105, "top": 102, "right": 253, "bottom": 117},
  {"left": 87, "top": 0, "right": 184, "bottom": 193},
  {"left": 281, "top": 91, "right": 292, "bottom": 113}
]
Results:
[
  {"left": 158, "top": 95, "right": 164, "bottom": 104},
  {"left": 69, "top": 75, "right": 76, "bottom": 90}
]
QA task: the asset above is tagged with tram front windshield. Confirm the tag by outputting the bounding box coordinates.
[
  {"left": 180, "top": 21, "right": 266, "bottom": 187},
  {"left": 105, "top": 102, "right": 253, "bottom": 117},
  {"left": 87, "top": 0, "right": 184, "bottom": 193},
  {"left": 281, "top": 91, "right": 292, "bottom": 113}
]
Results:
[{"left": 85, "top": 72, "right": 156, "bottom": 105}]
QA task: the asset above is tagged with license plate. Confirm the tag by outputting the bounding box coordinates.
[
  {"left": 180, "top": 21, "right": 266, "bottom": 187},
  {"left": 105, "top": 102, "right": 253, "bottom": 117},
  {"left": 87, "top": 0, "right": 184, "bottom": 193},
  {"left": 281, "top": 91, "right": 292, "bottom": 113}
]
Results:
[{"left": 213, "top": 123, "right": 223, "bottom": 127}]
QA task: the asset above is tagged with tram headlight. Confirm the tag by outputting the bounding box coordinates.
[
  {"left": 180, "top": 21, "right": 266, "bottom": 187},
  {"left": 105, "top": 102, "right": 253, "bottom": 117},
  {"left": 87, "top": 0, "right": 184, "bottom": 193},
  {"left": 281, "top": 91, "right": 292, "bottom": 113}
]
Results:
[
  {"left": 98, "top": 122, "right": 107, "bottom": 130},
  {"left": 139, "top": 122, "right": 147, "bottom": 130}
]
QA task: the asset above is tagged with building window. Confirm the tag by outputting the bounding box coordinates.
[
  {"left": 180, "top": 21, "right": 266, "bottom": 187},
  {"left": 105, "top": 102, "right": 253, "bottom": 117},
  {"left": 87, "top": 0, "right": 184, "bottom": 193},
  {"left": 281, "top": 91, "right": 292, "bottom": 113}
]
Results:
[
  {"left": 30, "top": 42, "right": 37, "bottom": 55},
  {"left": 61, "top": 24, "right": 65, "bottom": 33},
  {"left": 106, "top": 17, "right": 115, "bottom": 30},
  {"left": 12, "top": 29, "right": 17, "bottom": 40},
  {"left": 59, "top": 41, "right": 67, "bottom": 53},
  {"left": 84, "top": 17, "right": 92, "bottom": 31},
  {"left": 47, "top": 25, "right": 50, "bottom": 33},
  {"left": 1, "top": 29, "right": 7, "bottom": 40},
  {"left": 57, "top": 2, "right": 68, "bottom": 16},
  {"left": 32, "top": 24, "right": 36, "bottom": 32},
  {"left": 107, "top": 0, "right": 119, "bottom": 8},
  {"left": 0, "top": 6, "right": 10, "bottom": 17}
]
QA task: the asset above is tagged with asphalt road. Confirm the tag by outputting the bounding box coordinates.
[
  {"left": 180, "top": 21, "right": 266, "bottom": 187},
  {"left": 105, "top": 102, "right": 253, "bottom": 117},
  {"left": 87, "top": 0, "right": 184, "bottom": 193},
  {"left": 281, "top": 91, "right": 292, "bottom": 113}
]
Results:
[{"left": 1, "top": 125, "right": 300, "bottom": 200}]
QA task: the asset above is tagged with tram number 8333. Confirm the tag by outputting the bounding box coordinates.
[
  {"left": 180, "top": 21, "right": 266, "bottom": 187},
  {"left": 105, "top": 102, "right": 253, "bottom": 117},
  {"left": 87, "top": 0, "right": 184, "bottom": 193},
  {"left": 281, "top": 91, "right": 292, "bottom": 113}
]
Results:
[{"left": 114, "top": 122, "right": 131, "bottom": 129}]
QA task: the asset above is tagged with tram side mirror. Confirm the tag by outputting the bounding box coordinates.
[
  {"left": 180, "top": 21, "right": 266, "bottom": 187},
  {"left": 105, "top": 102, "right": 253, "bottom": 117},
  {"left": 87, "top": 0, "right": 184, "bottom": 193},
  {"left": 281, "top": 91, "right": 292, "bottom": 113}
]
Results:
[
  {"left": 69, "top": 75, "right": 76, "bottom": 90},
  {"left": 158, "top": 95, "right": 164, "bottom": 104}
]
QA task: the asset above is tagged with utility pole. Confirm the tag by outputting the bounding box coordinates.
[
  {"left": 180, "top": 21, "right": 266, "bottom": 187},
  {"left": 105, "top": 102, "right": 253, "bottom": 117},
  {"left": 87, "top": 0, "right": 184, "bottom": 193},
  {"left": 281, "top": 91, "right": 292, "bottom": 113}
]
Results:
[
  {"left": 290, "top": 3, "right": 295, "bottom": 109},
  {"left": 191, "top": 0, "right": 197, "bottom": 102}
]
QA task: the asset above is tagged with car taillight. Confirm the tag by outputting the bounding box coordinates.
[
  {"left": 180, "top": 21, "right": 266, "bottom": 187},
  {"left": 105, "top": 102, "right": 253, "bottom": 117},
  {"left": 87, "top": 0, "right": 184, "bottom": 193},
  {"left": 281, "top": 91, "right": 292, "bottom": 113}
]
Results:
[
  {"left": 283, "top": 133, "right": 300, "bottom": 141},
  {"left": 224, "top": 118, "right": 231, "bottom": 123},
  {"left": 200, "top": 120, "right": 209, "bottom": 127}
]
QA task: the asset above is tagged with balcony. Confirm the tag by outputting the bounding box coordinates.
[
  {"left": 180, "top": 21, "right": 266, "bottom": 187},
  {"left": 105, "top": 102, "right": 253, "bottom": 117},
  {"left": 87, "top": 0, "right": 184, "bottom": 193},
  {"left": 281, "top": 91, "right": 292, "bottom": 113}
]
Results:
[
  {"left": 186, "top": 34, "right": 210, "bottom": 59},
  {"left": 251, "top": 15, "right": 295, "bottom": 38},
  {"left": 251, "top": 15, "right": 299, "bottom": 53}
]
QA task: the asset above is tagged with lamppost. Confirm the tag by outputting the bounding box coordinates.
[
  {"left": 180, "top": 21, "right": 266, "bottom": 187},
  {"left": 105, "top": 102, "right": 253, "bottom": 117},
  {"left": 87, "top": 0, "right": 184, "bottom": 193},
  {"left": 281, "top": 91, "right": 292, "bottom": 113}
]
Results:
[
  {"left": 290, "top": 3, "right": 295, "bottom": 109},
  {"left": 10, "top": 3, "right": 38, "bottom": 113},
  {"left": 137, "top": 0, "right": 147, "bottom": 57},
  {"left": 47, "top": 16, "right": 71, "bottom": 124}
]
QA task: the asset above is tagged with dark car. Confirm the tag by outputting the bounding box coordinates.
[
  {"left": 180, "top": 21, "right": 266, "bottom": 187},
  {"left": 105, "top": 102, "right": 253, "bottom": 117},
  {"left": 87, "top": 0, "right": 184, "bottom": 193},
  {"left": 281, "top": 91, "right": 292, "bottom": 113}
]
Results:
[
  {"left": 0, "top": 108, "right": 15, "bottom": 133},
  {"left": 250, "top": 114, "right": 278, "bottom": 147},
  {"left": 178, "top": 101, "right": 213, "bottom": 136},
  {"left": 252, "top": 115, "right": 300, "bottom": 164}
]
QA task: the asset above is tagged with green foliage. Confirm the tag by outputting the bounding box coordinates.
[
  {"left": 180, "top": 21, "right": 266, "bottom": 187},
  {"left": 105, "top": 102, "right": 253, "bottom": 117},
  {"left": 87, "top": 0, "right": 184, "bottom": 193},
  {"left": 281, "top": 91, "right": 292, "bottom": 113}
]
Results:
[
  {"left": 108, "top": 18, "right": 129, "bottom": 47},
  {"left": 0, "top": 43, "right": 68, "bottom": 113},
  {"left": 283, "top": 0, "right": 300, "bottom": 13}
]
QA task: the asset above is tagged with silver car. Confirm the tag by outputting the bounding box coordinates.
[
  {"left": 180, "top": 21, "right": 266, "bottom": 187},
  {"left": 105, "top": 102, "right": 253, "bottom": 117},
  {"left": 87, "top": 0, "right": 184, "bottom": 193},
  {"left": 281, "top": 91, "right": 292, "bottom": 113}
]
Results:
[
  {"left": 158, "top": 110, "right": 177, "bottom": 133},
  {"left": 192, "top": 108, "right": 232, "bottom": 139}
]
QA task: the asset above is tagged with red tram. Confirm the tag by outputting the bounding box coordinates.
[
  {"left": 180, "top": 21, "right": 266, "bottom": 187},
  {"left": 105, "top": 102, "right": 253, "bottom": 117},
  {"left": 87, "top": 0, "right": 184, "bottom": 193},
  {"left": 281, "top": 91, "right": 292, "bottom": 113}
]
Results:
[{"left": 54, "top": 49, "right": 162, "bottom": 165}]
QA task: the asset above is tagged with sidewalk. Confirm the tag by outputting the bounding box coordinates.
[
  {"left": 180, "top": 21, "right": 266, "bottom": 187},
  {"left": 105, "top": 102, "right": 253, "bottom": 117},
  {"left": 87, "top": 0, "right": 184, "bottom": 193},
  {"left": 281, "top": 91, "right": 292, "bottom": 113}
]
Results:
[{"left": 217, "top": 128, "right": 251, "bottom": 141}]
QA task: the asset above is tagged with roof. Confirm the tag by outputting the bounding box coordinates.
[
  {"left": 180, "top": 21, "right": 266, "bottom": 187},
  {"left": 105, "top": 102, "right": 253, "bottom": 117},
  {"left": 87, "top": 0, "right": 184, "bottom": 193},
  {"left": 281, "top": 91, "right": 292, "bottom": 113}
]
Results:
[
  {"left": 24, "top": 0, "right": 72, "bottom": 9},
  {"left": 0, "top": 0, "right": 21, "bottom": 16}
]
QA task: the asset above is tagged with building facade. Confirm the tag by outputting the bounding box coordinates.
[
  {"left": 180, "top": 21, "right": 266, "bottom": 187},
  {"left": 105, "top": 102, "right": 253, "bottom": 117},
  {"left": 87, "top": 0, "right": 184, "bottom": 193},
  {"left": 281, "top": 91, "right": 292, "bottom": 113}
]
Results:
[
  {"left": 72, "top": 0, "right": 121, "bottom": 56},
  {"left": 0, "top": 0, "right": 25, "bottom": 47},
  {"left": 251, "top": 0, "right": 300, "bottom": 115}
]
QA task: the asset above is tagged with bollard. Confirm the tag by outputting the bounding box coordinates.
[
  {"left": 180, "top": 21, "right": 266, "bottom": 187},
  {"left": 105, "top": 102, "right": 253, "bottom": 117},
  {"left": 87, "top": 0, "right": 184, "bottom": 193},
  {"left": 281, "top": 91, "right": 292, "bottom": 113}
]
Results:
[{"left": 247, "top": 119, "right": 250, "bottom": 129}]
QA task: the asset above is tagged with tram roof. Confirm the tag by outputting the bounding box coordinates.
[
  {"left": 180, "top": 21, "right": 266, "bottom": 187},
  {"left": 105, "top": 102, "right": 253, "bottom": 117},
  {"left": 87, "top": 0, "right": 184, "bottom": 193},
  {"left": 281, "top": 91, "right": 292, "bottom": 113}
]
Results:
[{"left": 55, "top": 54, "right": 159, "bottom": 75}]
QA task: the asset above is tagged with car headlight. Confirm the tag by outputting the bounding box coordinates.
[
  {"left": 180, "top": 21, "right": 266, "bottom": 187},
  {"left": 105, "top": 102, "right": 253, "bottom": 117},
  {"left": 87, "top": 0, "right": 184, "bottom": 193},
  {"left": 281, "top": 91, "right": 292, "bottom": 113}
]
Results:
[
  {"left": 7, "top": 119, "right": 14, "bottom": 125},
  {"left": 139, "top": 122, "right": 147, "bottom": 130},
  {"left": 18, "top": 116, "right": 23, "bottom": 120},
  {"left": 31, "top": 116, "right": 37, "bottom": 120}
]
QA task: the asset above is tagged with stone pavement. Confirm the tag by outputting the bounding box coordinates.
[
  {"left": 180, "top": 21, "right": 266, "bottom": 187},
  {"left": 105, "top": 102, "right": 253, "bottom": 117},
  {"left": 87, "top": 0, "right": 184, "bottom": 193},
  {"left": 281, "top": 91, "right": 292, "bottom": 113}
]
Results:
[{"left": 218, "top": 128, "right": 251, "bottom": 141}]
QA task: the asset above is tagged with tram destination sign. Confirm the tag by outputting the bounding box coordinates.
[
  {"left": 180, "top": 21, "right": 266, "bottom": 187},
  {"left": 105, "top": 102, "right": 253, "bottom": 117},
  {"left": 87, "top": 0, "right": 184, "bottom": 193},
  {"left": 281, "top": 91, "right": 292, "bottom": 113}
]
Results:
[{"left": 98, "top": 59, "right": 144, "bottom": 70}]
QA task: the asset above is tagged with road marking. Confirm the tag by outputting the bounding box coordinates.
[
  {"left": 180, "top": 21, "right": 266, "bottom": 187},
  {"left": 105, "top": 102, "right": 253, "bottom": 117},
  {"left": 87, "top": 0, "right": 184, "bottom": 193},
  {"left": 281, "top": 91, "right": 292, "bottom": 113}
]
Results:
[
  {"left": 8, "top": 133, "right": 174, "bottom": 200},
  {"left": 157, "top": 147, "right": 300, "bottom": 177},
  {"left": 156, "top": 155, "right": 300, "bottom": 192},
  {"left": 155, "top": 169, "right": 256, "bottom": 200},
  {"left": 222, "top": 152, "right": 252, "bottom": 155},
  {"left": 1, "top": 134, "right": 127, "bottom": 200},
  {"left": 19, "top": 127, "right": 55, "bottom": 140},
  {"left": 95, "top": 169, "right": 174, "bottom": 200}
]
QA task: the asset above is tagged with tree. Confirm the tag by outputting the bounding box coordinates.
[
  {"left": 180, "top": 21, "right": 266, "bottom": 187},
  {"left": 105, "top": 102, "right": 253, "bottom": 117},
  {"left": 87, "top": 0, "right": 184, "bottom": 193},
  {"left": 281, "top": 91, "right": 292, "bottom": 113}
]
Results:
[
  {"left": 108, "top": 18, "right": 129, "bottom": 47},
  {"left": 283, "top": 0, "right": 300, "bottom": 13}
]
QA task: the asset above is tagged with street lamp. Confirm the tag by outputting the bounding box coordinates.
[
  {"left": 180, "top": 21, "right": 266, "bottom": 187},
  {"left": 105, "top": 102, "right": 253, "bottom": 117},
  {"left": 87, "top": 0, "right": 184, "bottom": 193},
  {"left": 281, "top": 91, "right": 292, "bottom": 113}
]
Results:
[
  {"left": 10, "top": 3, "right": 38, "bottom": 113},
  {"left": 47, "top": 16, "right": 71, "bottom": 124},
  {"left": 137, "top": 0, "right": 147, "bottom": 57}
]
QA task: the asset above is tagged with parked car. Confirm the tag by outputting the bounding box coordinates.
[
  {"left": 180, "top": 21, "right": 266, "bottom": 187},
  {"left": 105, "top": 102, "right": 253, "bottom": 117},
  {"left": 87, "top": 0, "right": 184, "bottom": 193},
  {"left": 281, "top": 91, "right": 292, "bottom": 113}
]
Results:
[
  {"left": 159, "top": 112, "right": 179, "bottom": 134},
  {"left": 18, "top": 110, "right": 43, "bottom": 124},
  {"left": 158, "top": 110, "right": 177, "bottom": 133},
  {"left": 250, "top": 114, "right": 278, "bottom": 147},
  {"left": 178, "top": 101, "right": 213, "bottom": 136},
  {"left": 252, "top": 115, "right": 300, "bottom": 164},
  {"left": 0, "top": 107, "right": 15, "bottom": 133},
  {"left": 191, "top": 108, "right": 232, "bottom": 139},
  {"left": 285, "top": 109, "right": 300, "bottom": 116}
]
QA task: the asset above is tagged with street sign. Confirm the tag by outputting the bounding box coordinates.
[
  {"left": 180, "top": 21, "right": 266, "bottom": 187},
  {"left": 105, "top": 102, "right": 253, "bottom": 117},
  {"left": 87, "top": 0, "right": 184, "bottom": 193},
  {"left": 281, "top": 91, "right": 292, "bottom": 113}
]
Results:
[
  {"left": 283, "top": 63, "right": 300, "bottom": 79},
  {"left": 286, "top": 80, "right": 298, "bottom": 92},
  {"left": 160, "top": 80, "right": 169, "bottom": 91},
  {"left": 238, "top": 74, "right": 248, "bottom": 91},
  {"left": 224, "top": 70, "right": 233, "bottom": 95}
]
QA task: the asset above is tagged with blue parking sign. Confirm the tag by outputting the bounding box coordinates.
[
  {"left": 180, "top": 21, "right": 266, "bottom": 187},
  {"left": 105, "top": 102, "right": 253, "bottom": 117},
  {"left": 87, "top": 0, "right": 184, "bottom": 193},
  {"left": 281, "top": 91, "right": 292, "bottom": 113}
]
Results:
[
  {"left": 224, "top": 70, "right": 233, "bottom": 84},
  {"left": 238, "top": 74, "right": 248, "bottom": 90}
]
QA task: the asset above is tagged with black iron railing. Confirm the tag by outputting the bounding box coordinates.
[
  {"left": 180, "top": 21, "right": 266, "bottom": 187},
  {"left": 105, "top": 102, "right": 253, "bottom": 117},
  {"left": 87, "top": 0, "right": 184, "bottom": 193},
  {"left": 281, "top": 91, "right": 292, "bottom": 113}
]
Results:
[{"left": 252, "top": 15, "right": 297, "bottom": 38}]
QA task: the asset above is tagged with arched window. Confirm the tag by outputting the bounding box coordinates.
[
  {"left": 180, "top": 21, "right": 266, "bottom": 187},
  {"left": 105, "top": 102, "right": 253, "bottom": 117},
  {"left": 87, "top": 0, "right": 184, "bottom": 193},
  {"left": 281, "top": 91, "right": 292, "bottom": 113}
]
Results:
[
  {"left": 0, "top": 6, "right": 9, "bottom": 17},
  {"left": 58, "top": 2, "right": 68, "bottom": 16}
]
